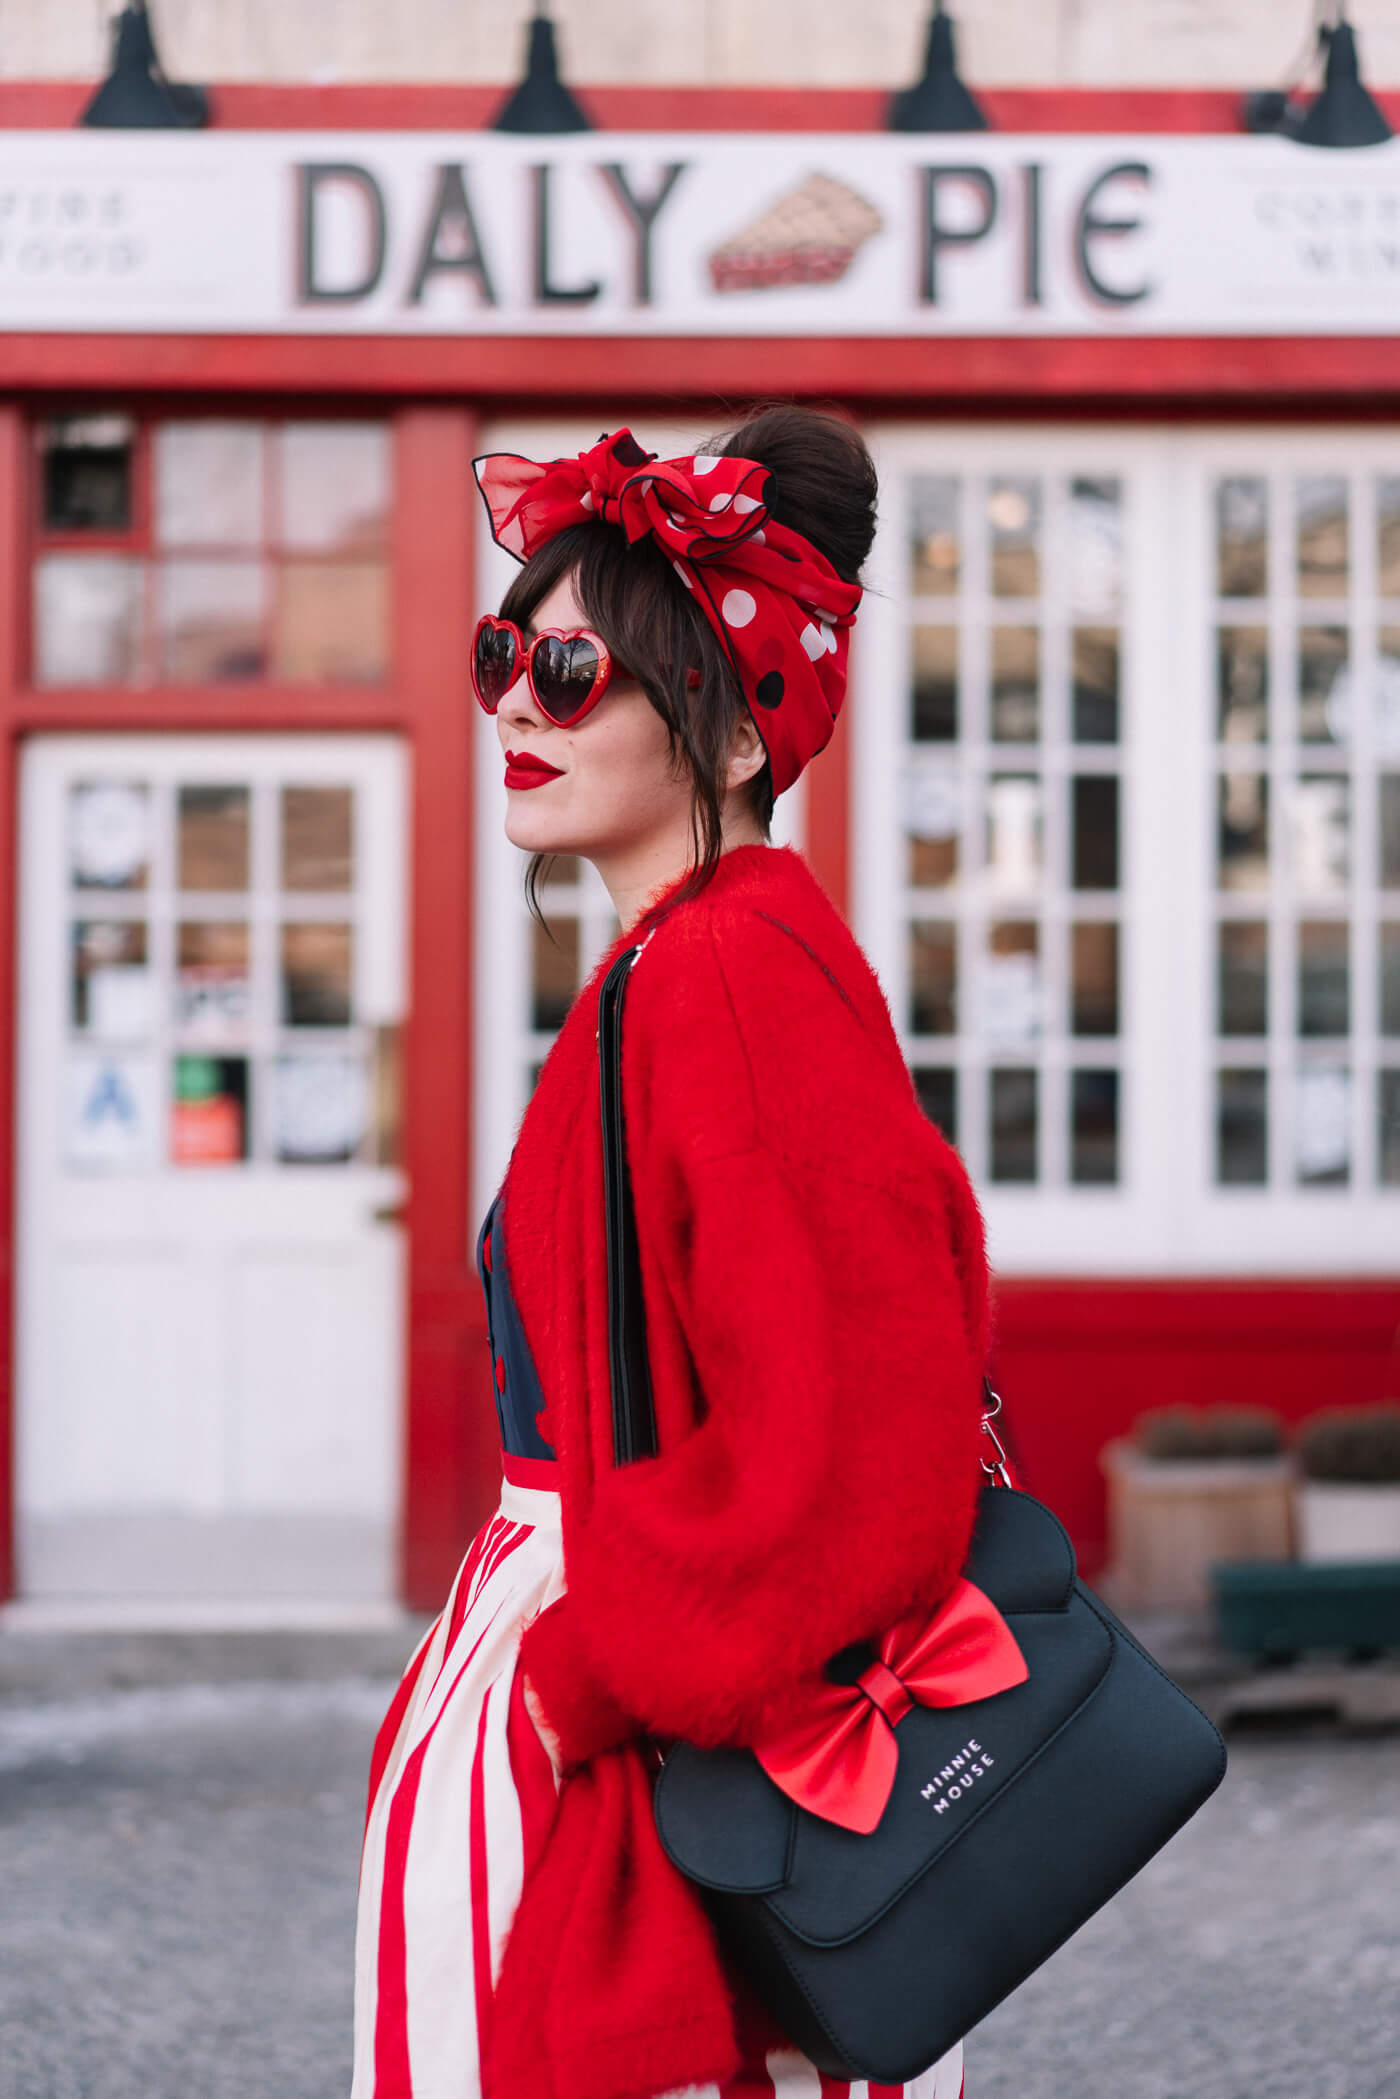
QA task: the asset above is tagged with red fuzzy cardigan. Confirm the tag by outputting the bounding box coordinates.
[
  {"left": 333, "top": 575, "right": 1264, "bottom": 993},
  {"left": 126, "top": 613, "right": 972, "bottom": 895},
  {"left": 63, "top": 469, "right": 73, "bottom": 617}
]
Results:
[{"left": 485, "top": 842, "right": 990, "bottom": 2099}]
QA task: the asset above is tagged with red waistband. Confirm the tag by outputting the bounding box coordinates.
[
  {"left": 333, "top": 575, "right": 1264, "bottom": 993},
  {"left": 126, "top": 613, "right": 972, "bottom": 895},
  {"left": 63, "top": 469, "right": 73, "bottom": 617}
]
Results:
[{"left": 502, "top": 1450, "right": 561, "bottom": 1490}]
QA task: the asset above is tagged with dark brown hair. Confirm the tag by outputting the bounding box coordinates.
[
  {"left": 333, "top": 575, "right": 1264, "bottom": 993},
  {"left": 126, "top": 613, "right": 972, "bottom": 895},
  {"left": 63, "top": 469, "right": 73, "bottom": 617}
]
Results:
[{"left": 494, "top": 404, "right": 879, "bottom": 926}]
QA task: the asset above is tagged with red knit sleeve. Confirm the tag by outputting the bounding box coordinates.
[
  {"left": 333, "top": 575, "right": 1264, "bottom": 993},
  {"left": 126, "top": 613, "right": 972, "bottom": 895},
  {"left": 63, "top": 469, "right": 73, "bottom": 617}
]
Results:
[{"left": 520, "top": 903, "right": 989, "bottom": 1763}]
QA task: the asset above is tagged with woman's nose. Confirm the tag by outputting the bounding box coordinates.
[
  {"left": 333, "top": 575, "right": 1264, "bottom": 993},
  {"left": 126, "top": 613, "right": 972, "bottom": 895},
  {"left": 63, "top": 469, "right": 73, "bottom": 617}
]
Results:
[{"left": 500, "top": 674, "right": 548, "bottom": 731}]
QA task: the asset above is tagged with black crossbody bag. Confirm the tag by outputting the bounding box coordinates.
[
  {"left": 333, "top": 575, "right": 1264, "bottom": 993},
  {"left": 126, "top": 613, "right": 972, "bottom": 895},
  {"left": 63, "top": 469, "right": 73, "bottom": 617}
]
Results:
[{"left": 598, "top": 942, "right": 1227, "bottom": 2084}]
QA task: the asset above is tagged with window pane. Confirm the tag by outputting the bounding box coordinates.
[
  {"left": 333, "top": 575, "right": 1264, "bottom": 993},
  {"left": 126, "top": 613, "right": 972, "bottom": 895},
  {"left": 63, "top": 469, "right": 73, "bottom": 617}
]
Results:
[
  {"left": 155, "top": 422, "right": 263, "bottom": 549},
  {"left": 1218, "top": 922, "right": 1268, "bottom": 1036},
  {"left": 72, "top": 920, "right": 150, "bottom": 1035},
  {"left": 1217, "top": 626, "right": 1268, "bottom": 744},
  {"left": 1379, "top": 477, "right": 1400, "bottom": 598},
  {"left": 178, "top": 785, "right": 249, "bottom": 892},
  {"left": 1219, "top": 773, "right": 1270, "bottom": 891},
  {"left": 272, "top": 1049, "right": 370, "bottom": 1164},
  {"left": 1072, "top": 775, "right": 1119, "bottom": 890},
  {"left": 983, "top": 921, "right": 1039, "bottom": 1048},
  {"left": 1217, "top": 1069, "right": 1268, "bottom": 1184},
  {"left": 1381, "top": 925, "right": 1400, "bottom": 1037},
  {"left": 1381, "top": 1071, "right": 1400, "bottom": 1186},
  {"left": 1068, "top": 478, "right": 1121, "bottom": 619},
  {"left": 912, "top": 1066, "right": 956, "bottom": 1143},
  {"left": 1217, "top": 477, "right": 1268, "bottom": 597},
  {"left": 157, "top": 561, "right": 267, "bottom": 682},
  {"left": 1296, "top": 475, "right": 1348, "bottom": 599},
  {"left": 986, "top": 775, "right": 1042, "bottom": 895},
  {"left": 532, "top": 915, "right": 579, "bottom": 1031},
  {"left": 175, "top": 922, "right": 250, "bottom": 1038},
  {"left": 68, "top": 780, "right": 150, "bottom": 891},
  {"left": 989, "top": 1068, "right": 1037, "bottom": 1182},
  {"left": 40, "top": 414, "right": 134, "bottom": 532},
  {"left": 278, "top": 423, "right": 390, "bottom": 553},
  {"left": 1379, "top": 626, "right": 1400, "bottom": 754},
  {"left": 908, "top": 832, "right": 958, "bottom": 887},
  {"left": 911, "top": 625, "right": 958, "bottom": 741},
  {"left": 274, "top": 562, "right": 388, "bottom": 683},
  {"left": 172, "top": 1054, "right": 248, "bottom": 1166},
  {"left": 990, "top": 626, "right": 1039, "bottom": 742},
  {"left": 1298, "top": 922, "right": 1349, "bottom": 1037},
  {"left": 909, "top": 920, "right": 957, "bottom": 1034},
  {"left": 989, "top": 479, "right": 1040, "bottom": 598},
  {"left": 1291, "top": 775, "right": 1350, "bottom": 896},
  {"left": 1072, "top": 626, "right": 1119, "bottom": 743},
  {"left": 281, "top": 787, "right": 354, "bottom": 892},
  {"left": 1384, "top": 775, "right": 1400, "bottom": 888},
  {"left": 1071, "top": 1069, "right": 1118, "bottom": 1184},
  {"left": 1296, "top": 1064, "right": 1350, "bottom": 1186},
  {"left": 910, "top": 475, "right": 959, "bottom": 596},
  {"left": 34, "top": 555, "right": 142, "bottom": 685},
  {"left": 1298, "top": 625, "right": 1348, "bottom": 746},
  {"left": 281, "top": 923, "right": 352, "bottom": 1026},
  {"left": 1072, "top": 921, "right": 1119, "bottom": 1036}
]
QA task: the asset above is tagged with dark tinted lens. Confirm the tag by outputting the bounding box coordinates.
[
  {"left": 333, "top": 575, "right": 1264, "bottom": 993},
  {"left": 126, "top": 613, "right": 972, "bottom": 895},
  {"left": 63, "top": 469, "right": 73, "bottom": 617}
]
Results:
[
  {"left": 532, "top": 634, "right": 601, "bottom": 722},
  {"left": 474, "top": 621, "right": 518, "bottom": 706}
]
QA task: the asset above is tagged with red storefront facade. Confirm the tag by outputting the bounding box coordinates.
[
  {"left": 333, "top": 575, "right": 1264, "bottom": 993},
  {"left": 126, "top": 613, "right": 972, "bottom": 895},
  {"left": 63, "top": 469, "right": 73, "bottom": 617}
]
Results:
[{"left": 1, "top": 82, "right": 1398, "bottom": 1609}]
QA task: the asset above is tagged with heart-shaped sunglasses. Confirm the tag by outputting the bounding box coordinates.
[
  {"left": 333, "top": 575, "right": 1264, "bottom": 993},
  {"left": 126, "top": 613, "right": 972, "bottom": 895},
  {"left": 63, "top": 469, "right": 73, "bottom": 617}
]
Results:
[{"left": 471, "top": 615, "right": 617, "bottom": 728}]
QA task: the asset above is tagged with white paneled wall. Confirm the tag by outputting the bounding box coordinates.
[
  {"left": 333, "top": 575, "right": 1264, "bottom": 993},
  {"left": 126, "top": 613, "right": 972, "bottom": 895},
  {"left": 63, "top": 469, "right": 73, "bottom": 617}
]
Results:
[{"left": 7, "top": 0, "right": 1400, "bottom": 90}]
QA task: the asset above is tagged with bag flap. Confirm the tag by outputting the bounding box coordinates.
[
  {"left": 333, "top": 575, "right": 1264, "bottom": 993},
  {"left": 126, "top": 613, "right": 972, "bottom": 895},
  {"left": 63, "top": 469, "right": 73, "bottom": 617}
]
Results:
[
  {"left": 655, "top": 1745, "right": 794, "bottom": 1893},
  {"left": 964, "top": 1487, "right": 1075, "bottom": 1610}
]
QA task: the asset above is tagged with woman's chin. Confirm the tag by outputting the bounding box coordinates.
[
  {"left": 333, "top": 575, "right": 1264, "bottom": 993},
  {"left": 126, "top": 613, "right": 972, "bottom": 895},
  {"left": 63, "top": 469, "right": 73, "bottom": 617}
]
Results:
[{"left": 504, "top": 803, "right": 575, "bottom": 855}]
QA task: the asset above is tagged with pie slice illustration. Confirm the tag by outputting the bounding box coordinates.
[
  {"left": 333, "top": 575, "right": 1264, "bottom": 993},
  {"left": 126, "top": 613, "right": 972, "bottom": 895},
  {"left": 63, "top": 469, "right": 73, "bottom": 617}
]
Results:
[{"left": 709, "top": 172, "right": 884, "bottom": 292}]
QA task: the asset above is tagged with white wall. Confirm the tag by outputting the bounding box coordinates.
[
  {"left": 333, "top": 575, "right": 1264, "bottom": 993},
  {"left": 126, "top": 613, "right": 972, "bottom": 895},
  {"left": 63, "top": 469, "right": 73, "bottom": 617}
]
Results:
[{"left": 7, "top": 0, "right": 1400, "bottom": 92}]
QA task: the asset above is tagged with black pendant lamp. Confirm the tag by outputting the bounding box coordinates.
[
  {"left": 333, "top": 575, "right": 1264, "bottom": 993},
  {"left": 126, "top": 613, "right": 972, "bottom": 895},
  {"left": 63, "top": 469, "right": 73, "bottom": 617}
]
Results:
[
  {"left": 1292, "top": 14, "right": 1392, "bottom": 147},
  {"left": 889, "top": 2, "right": 989, "bottom": 134},
  {"left": 492, "top": 4, "right": 592, "bottom": 134},
  {"left": 80, "top": 1, "right": 208, "bottom": 128}
]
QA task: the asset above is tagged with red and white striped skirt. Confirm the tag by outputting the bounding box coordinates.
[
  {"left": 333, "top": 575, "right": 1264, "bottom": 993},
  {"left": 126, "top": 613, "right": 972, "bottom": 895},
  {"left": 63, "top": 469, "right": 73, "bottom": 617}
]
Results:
[{"left": 352, "top": 1479, "right": 965, "bottom": 2099}]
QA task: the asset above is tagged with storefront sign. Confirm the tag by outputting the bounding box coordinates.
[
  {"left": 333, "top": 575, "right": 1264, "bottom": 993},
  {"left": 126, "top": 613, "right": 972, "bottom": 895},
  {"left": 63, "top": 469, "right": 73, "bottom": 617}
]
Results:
[{"left": 0, "top": 131, "right": 1398, "bottom": 336}]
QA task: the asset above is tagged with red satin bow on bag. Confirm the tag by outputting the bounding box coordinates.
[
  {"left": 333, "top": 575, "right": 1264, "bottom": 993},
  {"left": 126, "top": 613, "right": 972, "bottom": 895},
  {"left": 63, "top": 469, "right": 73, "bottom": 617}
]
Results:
[{"left": 753, "top": 1580, "right": 1029, "bottom": 1836}]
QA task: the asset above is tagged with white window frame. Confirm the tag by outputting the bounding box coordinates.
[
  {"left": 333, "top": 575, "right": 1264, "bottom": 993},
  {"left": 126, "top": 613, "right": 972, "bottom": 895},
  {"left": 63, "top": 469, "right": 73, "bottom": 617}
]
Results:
[{"left": 857, "top": 422, "right": 1399, "bottom": 1278}]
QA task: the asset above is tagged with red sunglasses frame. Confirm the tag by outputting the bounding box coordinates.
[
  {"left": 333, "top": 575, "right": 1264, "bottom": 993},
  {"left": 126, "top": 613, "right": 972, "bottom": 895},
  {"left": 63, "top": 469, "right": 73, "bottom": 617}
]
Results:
[{"left": 471, "top": 615, "right": 616, "bottom": 728}]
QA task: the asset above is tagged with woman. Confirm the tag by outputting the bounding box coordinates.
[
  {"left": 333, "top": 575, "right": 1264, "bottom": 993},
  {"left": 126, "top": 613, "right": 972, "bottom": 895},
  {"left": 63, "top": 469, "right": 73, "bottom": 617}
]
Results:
[{"left": 352, "top": 409, "right": 989, "bottom": 2099}]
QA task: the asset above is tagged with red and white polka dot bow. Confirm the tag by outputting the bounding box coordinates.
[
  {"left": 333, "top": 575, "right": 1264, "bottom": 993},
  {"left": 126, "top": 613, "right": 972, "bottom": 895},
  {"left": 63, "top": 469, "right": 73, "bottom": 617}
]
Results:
[{"left": 473, "top": 428, "right": 863, "bottom": 796}]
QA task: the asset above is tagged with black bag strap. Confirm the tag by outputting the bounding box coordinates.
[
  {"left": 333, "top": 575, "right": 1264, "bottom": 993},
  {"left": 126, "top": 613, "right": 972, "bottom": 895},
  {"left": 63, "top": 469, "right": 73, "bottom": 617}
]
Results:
[
  {"left": 599, "top": 944, "right": 658, "bottom": 1469},
  {"left": 598, "top": 936, "right": 1009, "bottom": 1484}
]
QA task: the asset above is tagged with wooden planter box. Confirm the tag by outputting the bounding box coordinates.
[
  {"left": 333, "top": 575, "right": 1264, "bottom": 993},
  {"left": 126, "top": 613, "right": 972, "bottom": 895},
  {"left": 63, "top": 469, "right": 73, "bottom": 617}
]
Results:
[
  {"left": 1100, "top": 1442, "right": 1295, "bottom": 1611},
  {"left": 1296, "top": 1482, "right": 1400, "bottom": 1564},
  {"left": 1212, "top": 1559, "right": 1400, "bottom": 1661}
]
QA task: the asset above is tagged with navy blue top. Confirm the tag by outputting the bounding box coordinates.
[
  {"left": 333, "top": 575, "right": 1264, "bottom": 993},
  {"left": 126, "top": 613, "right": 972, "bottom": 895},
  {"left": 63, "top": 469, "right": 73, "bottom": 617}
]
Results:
[{"left": 475, "top": 1190, "right": 557, "bottom": 1463}]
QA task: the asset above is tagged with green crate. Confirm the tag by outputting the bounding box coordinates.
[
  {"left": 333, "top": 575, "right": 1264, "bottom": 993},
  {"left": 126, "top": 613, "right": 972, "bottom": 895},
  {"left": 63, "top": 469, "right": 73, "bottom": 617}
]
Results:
[{"left": 1210, "top": 1558, "right": 1400, "bottom": 1662}]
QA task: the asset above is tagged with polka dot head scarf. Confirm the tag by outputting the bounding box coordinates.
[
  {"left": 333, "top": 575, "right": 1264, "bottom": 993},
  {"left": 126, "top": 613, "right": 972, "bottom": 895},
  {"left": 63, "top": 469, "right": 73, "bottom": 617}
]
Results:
[{"left": 473, "top": 428, "right": 863, "bottom": 797}]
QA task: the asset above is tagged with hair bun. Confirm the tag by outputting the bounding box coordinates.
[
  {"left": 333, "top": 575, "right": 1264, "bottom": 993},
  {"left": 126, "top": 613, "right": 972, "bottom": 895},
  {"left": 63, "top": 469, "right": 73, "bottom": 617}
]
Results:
[{"left": 710, "top": 404, "right": 878, "bottom": 584}]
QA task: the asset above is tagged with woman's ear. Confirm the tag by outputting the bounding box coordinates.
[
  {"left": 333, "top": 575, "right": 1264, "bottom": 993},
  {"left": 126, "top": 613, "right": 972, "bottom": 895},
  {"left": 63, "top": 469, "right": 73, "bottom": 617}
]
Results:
[{"left": 725, "top": 710, "right": 767, "bottom": 793}]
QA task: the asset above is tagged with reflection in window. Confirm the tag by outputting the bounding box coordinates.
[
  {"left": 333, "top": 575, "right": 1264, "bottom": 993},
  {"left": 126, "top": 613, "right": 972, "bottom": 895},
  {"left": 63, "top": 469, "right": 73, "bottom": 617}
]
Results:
[
  {"left": 909, "top": 920, "right": 957, "bottom": 1035},
  {"left": 989, "top": 1067, "right": 1037, "bottom": 1181},
  {"left": 911, "top": 625, "right": 958, "bottom": 741},
  {"left": 982, "top": 921, "right": 1039, "bottom": 1048},
  {"left": 273, "top": 1049, "right": 370, "bottom": 1164},
  {"left": 990, "top": 626, "right": 1039, "bottom": 742},
  {"left": 988, "top": 479, "right": 1040, "bottom": 597},
  {"left": 1218, "top": 921, "right": 1268, "bottom": 1036},
  {"left": 1072, "top": 922, "right": 1119, "bottom": 1036},
  {"left": 1217, "top": 627, "right": 1268, "bottom": 744},
  {"left": 1291, "top": 775, "right": 1350, "bottom": 896},
  {"left": 157, "top": 561, "right": 267, "bottom": 682},
  {"left": 1071, "top": 1070, "right": 1118, "bottom": 1184},
  {"left": 1298, "top": 625, "right": 1347, "bottom": 746},
  {"left": 281, "top": 787, "right": 354, "bottom": 892},
  {"left": 274, "top": 563, "right": 389, "bottom": 684},
  {"left": 1379, "top": 477, "right": 1400, "bottom": 597},
  {"left": 175, "top": 921, "right": 250, "bottom": 1037},
  {"left": 1296, "top": 475, "right": 1348, "bottom": 598},
  {"left": 1380, "top": 924, "right": 1400, "bottom": 1037},
  {"left": 35, "top": 556, "right": 142, "bottom": 686},
  {"left": 909, "top": 475, "right": 960, "bottom": 597},
  {"left": 178, "top": 785, "right": 250, "bottom": 891},
  {"left": 279, "top": 424, "right": 390, "bottom": 552},
  {"left": 1218, "top": 774, "right": 1270, "bottom": 891},
  {"left": 1217, "top": 1069, "right": 1268, "bottom": 1184},
  {"left": 68, "top": 781, "right": 151, "bottom": 890},
  {"left": 1297, "top": 922, "right": 1349, "bottom": 1037},
  {"left": 1381, "top": 1071, "right": 1400, "bottom": 1185},
  {"left": 155, "top": 422, "right": 264, "bottom": 548},
  {"left": 532, "top": 915, "right": 579, "bottom": 1031},
  {"left": 986, "top": 775, "right": 1042, "bottom": 894},
  {"left": 72, "top": 921, "right": 149, "bottom": 1035},
  {"left": 1216, "top": 477, "right": 1268, "bottom": 597},
  {"left": 1068, "top": 478, "right": 1121, "bottom": 618},
  {"left": 281, "top": 922, "right": 353, "bottom": 1026},
  {"left": 1071, "top": 776, "right": 1118, "bottom": 890},
  {"left": 913, "top": 1066, "right": 956, "bottom": 1143},
  {"left": 40, "top": 415, "right": 134, "bottom": 532},
  {"left": 1296, "top": 1064, "right": 1350, "bottom": 1186},
  {"left": 1072, "top": 627, "right": 1119, "bottom": 744}
]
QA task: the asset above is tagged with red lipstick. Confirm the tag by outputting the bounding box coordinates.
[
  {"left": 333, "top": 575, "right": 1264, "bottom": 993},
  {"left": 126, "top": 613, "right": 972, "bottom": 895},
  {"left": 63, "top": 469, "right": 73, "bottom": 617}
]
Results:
[{"left": 505, "top": 748, "right": 564, "bottom": 789}]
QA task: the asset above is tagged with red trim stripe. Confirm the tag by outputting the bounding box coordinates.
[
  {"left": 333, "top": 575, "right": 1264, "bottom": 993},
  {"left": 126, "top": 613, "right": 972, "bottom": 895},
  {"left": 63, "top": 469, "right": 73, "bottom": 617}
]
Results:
[
  {"left": 501, "top": 1451, "right": 561, "bottom": 1490},
  {"left": 362, "top": 1613, "right": 441, "bottom": 1839}
]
